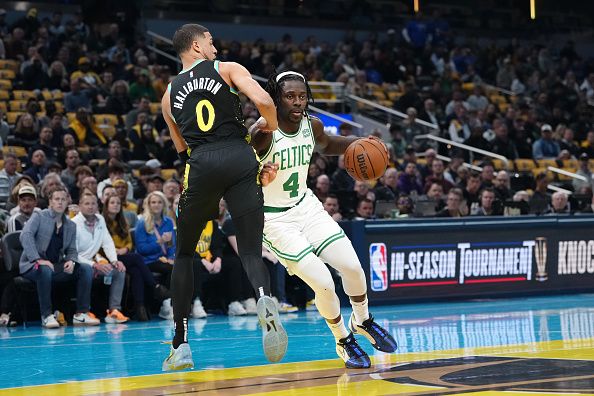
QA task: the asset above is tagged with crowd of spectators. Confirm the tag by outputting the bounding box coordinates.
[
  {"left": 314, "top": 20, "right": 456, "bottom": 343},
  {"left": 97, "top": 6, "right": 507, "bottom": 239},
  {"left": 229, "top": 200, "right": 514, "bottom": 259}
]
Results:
[{"left": 0, "top": 6, "right": 593, "bottom": 327}]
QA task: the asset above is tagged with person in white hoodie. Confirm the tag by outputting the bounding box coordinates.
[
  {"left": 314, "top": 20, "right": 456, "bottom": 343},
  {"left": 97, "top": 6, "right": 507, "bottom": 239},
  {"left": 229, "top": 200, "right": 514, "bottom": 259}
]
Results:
[{"left": 72, "top": 193, "right": 129, "bottom": 323}]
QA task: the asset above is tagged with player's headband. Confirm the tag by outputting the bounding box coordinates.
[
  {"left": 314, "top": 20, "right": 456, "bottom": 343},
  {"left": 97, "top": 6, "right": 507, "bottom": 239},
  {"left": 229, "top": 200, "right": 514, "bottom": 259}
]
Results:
[{"left": 276, "top": 71, "right": 305, "bottom": 83}]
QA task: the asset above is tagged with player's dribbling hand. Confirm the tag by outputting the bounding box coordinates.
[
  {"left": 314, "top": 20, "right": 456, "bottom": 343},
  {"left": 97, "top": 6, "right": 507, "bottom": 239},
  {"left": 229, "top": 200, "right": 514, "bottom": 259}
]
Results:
[{"left": 260, "top": 161, "right": 279, "bottom": 187}]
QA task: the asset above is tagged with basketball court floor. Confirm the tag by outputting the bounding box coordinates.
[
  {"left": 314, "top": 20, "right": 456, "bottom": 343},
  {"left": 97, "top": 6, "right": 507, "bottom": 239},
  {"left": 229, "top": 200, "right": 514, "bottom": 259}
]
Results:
[{"left": 2, "top": 294, "right": 594, "bottom": 395}]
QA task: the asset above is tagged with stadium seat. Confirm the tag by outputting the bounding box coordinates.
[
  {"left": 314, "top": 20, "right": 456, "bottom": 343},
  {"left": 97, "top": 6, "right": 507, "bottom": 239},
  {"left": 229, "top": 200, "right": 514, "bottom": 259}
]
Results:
[
  {"left": 0, "top": 90, "right": 8, "bottom": 100},
  {"left": 0, "top": 101, "right": 6, "bottom": 113},
  {"left": 0, "top": 160, "right": 3, "bottom": 169},
  {"left": 12, "top": 90, "right": 36, "bottom": 100},
  {"left": 562, "top": 159, "right": 578, "bottom": 169},
  {"left": 514, "top": 159, "right": 536, "bottom": 171},
  {"left": 531, "top": 167, "right": 548, "bottom": 178},
  {"left": 161, "top": 169, "right": 178, "bottom": 180},
  {"left": 1, "top": 232, "right": 36, "bottom": 325},
  {"left": 462, "top": 82, "right": 475, "bottom": 91},
  {"left": 93, "top": 114, "right": 119, "bottom": 126},
  {"left": 2, "top": 146, "right": 28, "bottom": 158},
  {"left": 0, "top": 79, "right": 12, "bottom": 90},
  {"left": 0, "top": 69, "right": 16, "bottom": 80},
  {"left": 6, "top": 112, "right": 23, "bottom": 125},
  {"left": 9, "top": 100, "right": 27, "bottom": 112},
  {"left": 537, "top": 159, "right": 557, "bottom": 168},
  {"left": 52, "top": 91, "right": 64, "bottom": 100},
  {"left": 0, "top": 60, "right": 18, "bottom": 72},
  {"left": 492, "top": 158, "right": 509, "bottom": 170}
]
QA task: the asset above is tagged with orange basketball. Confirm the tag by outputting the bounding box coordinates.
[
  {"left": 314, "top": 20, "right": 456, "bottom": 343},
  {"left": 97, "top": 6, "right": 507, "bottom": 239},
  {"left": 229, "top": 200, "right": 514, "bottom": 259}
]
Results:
[{"left": 344, "top": 138, "right": 389, "bottom": 181}]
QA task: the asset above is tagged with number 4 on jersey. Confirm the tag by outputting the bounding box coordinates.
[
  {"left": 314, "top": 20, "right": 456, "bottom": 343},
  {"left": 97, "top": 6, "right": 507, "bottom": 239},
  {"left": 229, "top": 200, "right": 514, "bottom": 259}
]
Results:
[{"left": 283, "top": 172, "right": 299, "bottom": 198}]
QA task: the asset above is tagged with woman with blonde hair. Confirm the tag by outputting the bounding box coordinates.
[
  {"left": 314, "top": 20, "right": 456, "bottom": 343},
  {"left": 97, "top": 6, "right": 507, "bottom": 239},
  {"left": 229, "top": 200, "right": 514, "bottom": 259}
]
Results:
[{"left": 134, "top": 191, "right": 175, "bottom": 319}]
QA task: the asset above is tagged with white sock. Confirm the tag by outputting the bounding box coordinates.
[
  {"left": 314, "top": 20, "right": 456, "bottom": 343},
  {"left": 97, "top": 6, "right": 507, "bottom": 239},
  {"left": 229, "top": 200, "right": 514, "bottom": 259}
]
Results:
[
  {"left": 350, "top": 297, "right": 370, "bottom": 325},
  {"left": 327, "top": 316, "right": 350, "bottom": 341}
]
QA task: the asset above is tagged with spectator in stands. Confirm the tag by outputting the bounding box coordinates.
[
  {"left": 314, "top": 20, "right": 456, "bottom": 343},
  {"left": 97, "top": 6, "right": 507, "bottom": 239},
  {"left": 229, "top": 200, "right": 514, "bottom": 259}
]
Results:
[
  {"left": 29, "top": 126, "right": 57, "bottom": 164},
  {"left": 68, "top": 107, "right": 107, "bottom": 147},
  {"left": 463, "top": 118, "right": 490, "bottom": 162},
  {"left": 22, "top": 52, "right": 47, "bottom": 89},
  {"left": 69, "top": 165, "right": 93, "bottom": 203},
  {"left": 79, "top": 175, "right": 98, "bottom": 198},
  {"left": 5, "top": 185, "right": 37, "bottom": 232},
  {"left": 96, "top": 141, "right": 131, "bottom": 181},
  {"left": 72, "top": 193, "right": 129, "bottom": 324},
  {"left": 496, "top": 57, "right": 515, "bottom": 90},
  {"left": 135, "top": 191, "right": 175, "bottom": 319},
  {"left": 4, "top": 175, "right": 36, "bottom": 212},
  {"left": 493, "top": 170, "right": 513, "bottom": 201},
  {"left": 559, "top": 127, "right": 580, "bottom": 157},
  {"left": 64, "top": 80, "right": 92, "bottom": 113},
  {"left": 20, "top": 186, "right": 97, "bottom": 328},
  {"left": 37, "top": 173, "right": 65, "bottom": 209},
  {"left": 574, "top": 153, "right": 594, "bottom": 192},
  {"left": 533, "top": 124, "right": 560, "bottom": 160},
  {"left": 60, "top": 149, "right": 81, "bottom": 189},
  {"left": 397, "top": 161, "right": 423, "bottom": 196},
  {"left": 112, "top": 179, "right": 138, "bottom": 223},
  {"left": 467, "top": 85, "right": 488, "bottom": 112},
  {"left": 12, "top": 8, "right": 40, "bottom": 40},
  {"left": 580, "top": 131, "right": 594, "bottom": 158},
  {"left": 402, "top": 107, "right": 425, "bottom": 145},
  {"left": 323, "top": 194, "right": 342, "bottom": 221},
  {"left": 444, "top": 156, "right": 464, "bottom": 185},
  {"left": 13, "top": 113, "right": 37, "bottom": 148},
  {"left": 425, "top": 159, "right": 454, "bottom": 194},
  {"left": 0, "top": 153, "right": 21, "bottom": 191},
  {"left": 529, "top": 173, "right": 550, "bottom": 215},
  {"left": 162, "top": 179, "right": 180, "bottom": 221},
  {"left": 436, "top": 188, "right": 465, "bottom": 217},
  {"left": 23, "top": 149, "right": 48, "bottom": 184},
  {"left": 129, "top": 70, "right": 157, "bottom": 102},
  {"left": 480, "top": 162, "right": 495, "bottom": 188},
  {"left": 374, "top": 168, "right": 398, "bottom": 201},
  {"left": 105, "top": 80, "right": 133, "bottom": 115},
  {"left": 125, "top": 97, "right": 151, "bottom": 129},
  {"left": 50, "top": 115, "right": 68, "bottom": 148},
  {"left": 388, "top": 124, "right": 407, "bottom": 158},
  {"left": 490, "top": 118, "right": 519, "bottom": 160},
  {"left": 353, "top": 198, "right": 374, "bottom": 220},
  {"left": 5, "top": 27, "right": 26, "bottom": 61},
  {"left": 448, "top": 103, "right": 471, "bottom": 144},
  {"left": 330, "top": 155, "right": 354, "bottom": 192},
  {"left": 545, "top": 192, "right": 571, "bottom": 215},
  {"left": 70, "top": 57, "right": 102, "bottom": 88},
  {"left": 130, "top": 120, "right": 161, "bottom": 160},
  {"left": 102, "top": 194, "right": 169, "bottom": 321},
  {"left": 471, "top": 188, "right": 499, "bottom": 216},
  {"left": 97, "top": 162, "right": 133, "bottom": 201}
]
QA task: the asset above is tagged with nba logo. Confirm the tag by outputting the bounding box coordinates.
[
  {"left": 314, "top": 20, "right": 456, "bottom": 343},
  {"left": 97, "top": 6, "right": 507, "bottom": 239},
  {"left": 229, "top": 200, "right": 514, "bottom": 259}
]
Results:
[{"left": 369, "top": 243, "right": 388, "bottom": 291}]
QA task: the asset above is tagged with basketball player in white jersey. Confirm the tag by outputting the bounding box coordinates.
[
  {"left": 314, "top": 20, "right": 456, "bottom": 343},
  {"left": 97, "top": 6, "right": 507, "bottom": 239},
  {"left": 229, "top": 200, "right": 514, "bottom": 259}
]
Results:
[{"left": 249, "top": 71, "right": 397, "bottom": 368}]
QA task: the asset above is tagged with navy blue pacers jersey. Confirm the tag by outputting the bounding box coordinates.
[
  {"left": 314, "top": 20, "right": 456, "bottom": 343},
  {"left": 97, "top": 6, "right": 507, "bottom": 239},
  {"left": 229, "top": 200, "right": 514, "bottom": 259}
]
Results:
[{"left": 169, "top": 60, "right": 247, "bottom": 148}]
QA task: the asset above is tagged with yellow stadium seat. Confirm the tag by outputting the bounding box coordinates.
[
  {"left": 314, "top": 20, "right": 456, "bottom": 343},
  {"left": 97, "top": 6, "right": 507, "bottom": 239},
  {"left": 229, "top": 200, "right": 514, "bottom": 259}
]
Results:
[
  {"left": 416, "top": 158, "right": 427, "bottom": 166},
  {"left": 6, "top": 112, "right": 23, "bottom": 124},
  {"left": 98, "top": 124, "right": 116, "bottom": 139},
  {"left": 12, "top": 90, "right": 36, "bottom": 100},
  {"left": 562, "top": 159, "right": 578, "bottom": 169},
  {"left": 9, "top": 100, "right": 27, "bottom": 112},
  {"left": 149, "top": 103, "right": 161, "bottom": 115},
  {"left": 589, "top": 159, "right": 594, "bottom": 169},
  {"left": 0, "top": 90, "right": 8, "bottom": 100},
  {"left": 492, "top": 158, "right": 508, "bottom": 170},
  {"left": 537, "top": 159, "right": 558, "bottom": 168},
  {"left": 462, "top": 82, "right": 475, "bottom": 91},
  {"left": 0, "top": 60, "right": 18, "bottom": 72},
  {"left": 0, "top": 79, "right": 12, "bottom": 90},
  {"left": 531, "top": 167, "right": 548, "bottom": 178},
  {"left": 52, "top": 90, "right": 64, "bottom": 100},
  {"left": 161, "top": 169, "right": 178, "bottom": 180},
  {"left": 2, "top": 146, "right": 27, "bottom": 158},
  {"left": 0, "top": 69, "right": 15, "bottom": 80},
  {"left": 497, "top": 102, "right": 509, "bottom": 112},
  {"left": 0, "top": 102, "right": 6, "bottom": 113},
  {"left": 514, "top": 159, "right": 536, "bottom": 171},
  {"left": 54, "top": 102, "right": 64, "bottom": 113},
  {"left": 93, "top": 114, "right": 119, "bottom": 126},
  {"left": 41, "top": 90, "right": 52, "bottom": 101}
]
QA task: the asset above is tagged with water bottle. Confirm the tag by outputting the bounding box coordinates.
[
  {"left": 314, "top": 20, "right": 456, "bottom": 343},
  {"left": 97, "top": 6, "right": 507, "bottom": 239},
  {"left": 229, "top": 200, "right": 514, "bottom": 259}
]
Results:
[{"left": 104, "top": 273, "right": 112, "bottom": 285}]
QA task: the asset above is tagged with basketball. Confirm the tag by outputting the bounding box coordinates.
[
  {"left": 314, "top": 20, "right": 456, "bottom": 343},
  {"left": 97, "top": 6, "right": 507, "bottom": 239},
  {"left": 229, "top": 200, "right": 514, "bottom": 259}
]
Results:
[{"left": 344, "top": 138, "right": 389, "bottom": 181}]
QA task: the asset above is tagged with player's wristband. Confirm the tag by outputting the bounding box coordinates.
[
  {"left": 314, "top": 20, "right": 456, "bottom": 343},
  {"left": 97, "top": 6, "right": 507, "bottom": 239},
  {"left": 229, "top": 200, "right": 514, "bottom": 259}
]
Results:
[{"left": 178, "top": 150, "right": 189, "bottom": 165}]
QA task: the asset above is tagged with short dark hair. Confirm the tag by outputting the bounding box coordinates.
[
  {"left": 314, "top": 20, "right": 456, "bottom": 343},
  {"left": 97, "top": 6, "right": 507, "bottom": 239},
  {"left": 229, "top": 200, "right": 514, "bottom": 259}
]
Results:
[
  {"left": 108, "top": 162, "right": 125, "bottom": 175},
  {"left": 325, "top": 194, "right": 338, "bottom": 202},
  {"left": 172, "top": 24, "right": 209, "bottom": 55}
]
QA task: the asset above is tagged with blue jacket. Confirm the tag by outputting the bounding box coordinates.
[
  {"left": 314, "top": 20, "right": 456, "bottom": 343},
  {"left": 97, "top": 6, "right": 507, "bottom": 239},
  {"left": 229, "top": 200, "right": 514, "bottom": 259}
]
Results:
[
  {"left": 19, "top": 209, "right": 78, "bottom": 274},
  {"left": 134, "top": 216, "right": 176, "bottom": 264}
]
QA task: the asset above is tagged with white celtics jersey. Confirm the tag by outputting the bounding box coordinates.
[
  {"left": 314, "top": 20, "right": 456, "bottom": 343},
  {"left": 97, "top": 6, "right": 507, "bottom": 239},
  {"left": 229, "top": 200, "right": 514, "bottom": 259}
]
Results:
[{"left": 260, "top": 116, "right": 315, "bottom": 209}]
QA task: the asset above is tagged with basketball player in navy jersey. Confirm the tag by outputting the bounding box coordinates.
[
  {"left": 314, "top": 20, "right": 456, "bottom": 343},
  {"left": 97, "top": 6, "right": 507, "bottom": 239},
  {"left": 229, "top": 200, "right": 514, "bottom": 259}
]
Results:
[{"left": 161, "top": 24, "right": 287, "bottom": 370}]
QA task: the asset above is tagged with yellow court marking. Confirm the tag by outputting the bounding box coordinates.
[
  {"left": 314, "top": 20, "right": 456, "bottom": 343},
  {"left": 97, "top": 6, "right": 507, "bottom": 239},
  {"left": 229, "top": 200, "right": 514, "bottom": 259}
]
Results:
[{"left": 3, "top": 338, "right": 594, "bottom": 396}]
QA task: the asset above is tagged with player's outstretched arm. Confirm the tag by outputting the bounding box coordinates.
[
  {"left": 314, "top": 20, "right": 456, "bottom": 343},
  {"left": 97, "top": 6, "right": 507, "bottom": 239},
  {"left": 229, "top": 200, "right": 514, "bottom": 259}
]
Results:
[
  {"left": 220, "top": 62, "right": 278, "bottom": 132},
  {"left": 311, "top": 116, "right": 388, "bottom": 156},
  {"left": 161, "top": 89, "right": 188, "bottom": 157}
]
